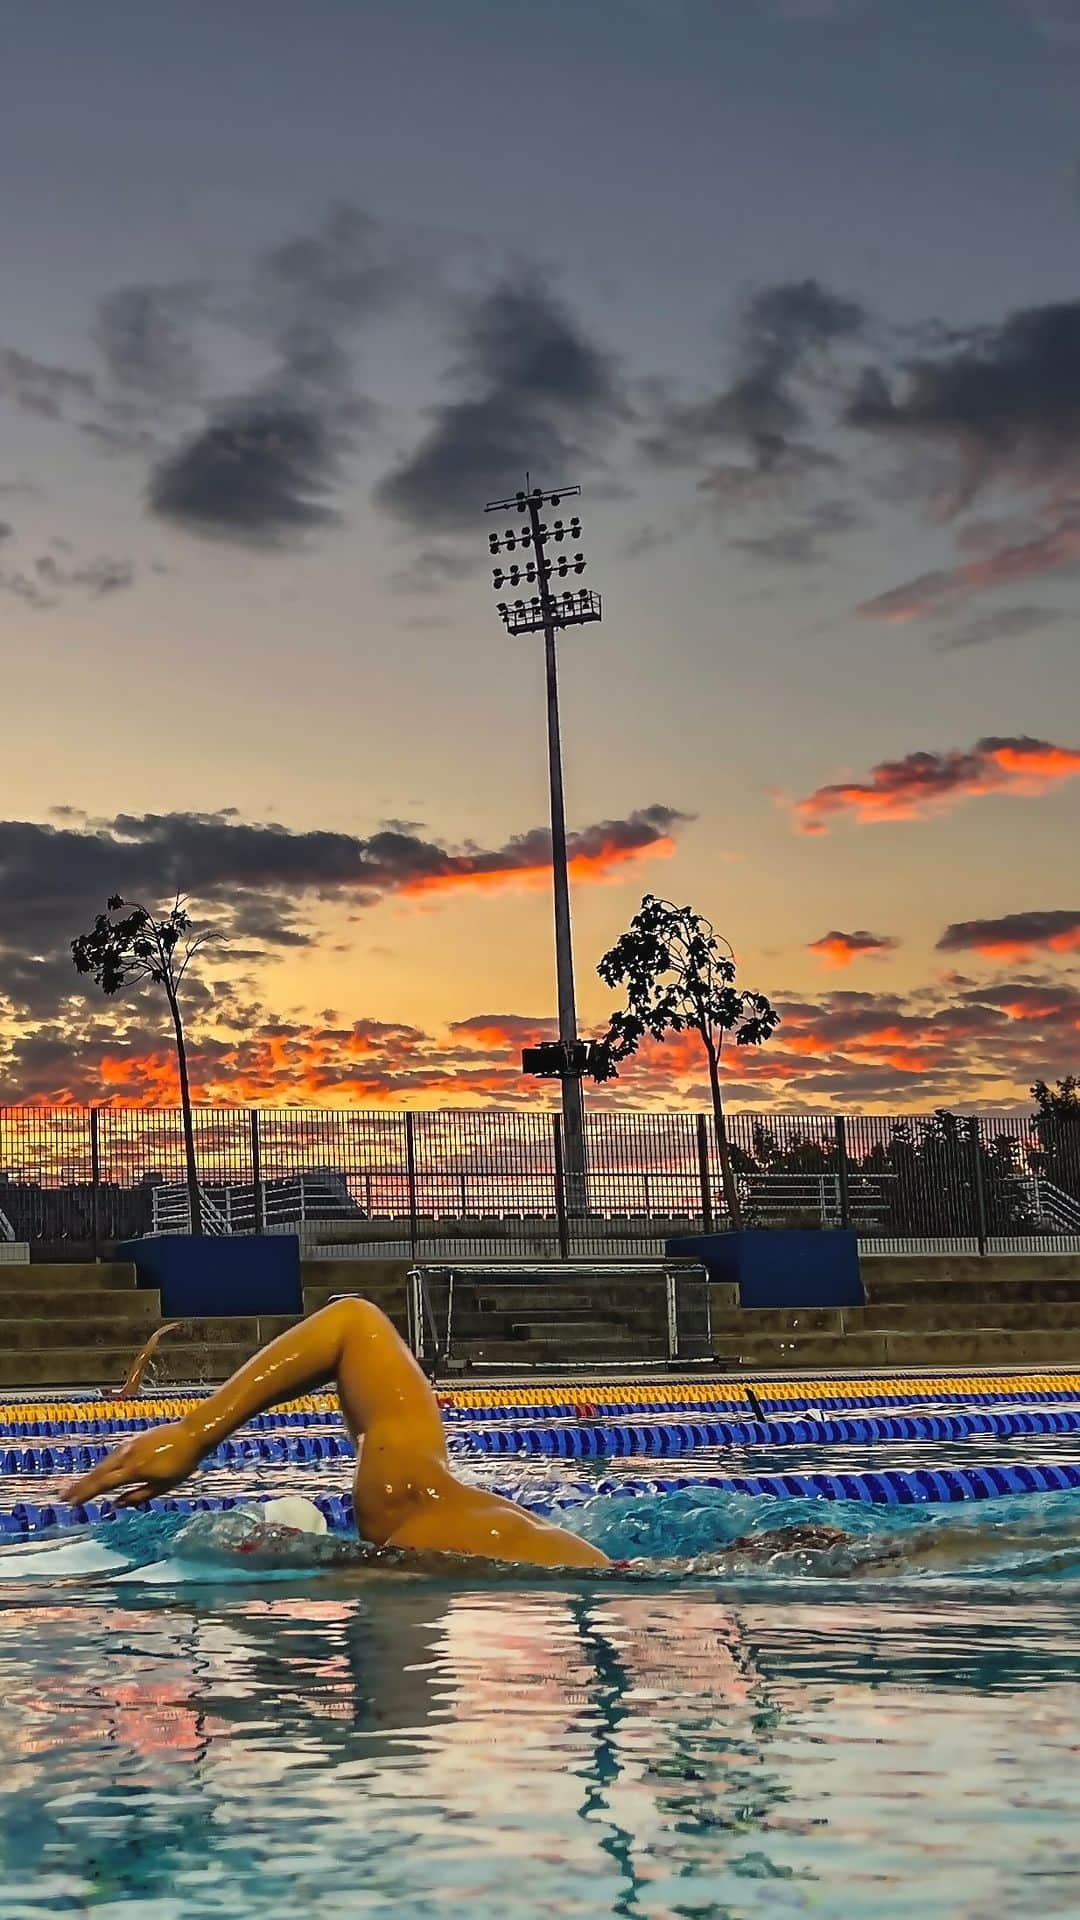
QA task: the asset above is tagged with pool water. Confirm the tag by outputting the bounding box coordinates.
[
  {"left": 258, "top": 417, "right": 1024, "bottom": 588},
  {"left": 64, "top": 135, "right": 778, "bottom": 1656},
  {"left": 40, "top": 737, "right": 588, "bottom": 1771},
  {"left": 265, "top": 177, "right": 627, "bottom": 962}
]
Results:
[{"left": 6, "top": 1489, "right": 1080, "bottom": 1915}]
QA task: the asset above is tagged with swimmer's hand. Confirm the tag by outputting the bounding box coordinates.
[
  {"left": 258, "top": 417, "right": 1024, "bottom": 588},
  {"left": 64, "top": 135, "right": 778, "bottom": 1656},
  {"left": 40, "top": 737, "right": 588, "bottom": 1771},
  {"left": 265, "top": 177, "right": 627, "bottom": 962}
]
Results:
[{"left": 61, "top": 1418, "right": 205, "bottom": 1509}]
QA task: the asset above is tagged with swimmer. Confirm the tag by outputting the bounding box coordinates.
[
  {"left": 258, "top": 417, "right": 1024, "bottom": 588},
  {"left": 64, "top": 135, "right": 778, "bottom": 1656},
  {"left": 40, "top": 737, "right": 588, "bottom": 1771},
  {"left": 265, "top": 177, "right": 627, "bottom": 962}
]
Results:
[{"left": 62, "top": 1298, "right": 608, "bottom": 1571}]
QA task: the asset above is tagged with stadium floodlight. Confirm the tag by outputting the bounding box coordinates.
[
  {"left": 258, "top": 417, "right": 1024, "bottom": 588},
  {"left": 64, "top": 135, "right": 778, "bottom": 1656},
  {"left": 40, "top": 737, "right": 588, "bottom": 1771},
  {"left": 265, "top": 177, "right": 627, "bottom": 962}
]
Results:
[{"left": 483, "top": 479, "right": 604, "bottom": 1209}]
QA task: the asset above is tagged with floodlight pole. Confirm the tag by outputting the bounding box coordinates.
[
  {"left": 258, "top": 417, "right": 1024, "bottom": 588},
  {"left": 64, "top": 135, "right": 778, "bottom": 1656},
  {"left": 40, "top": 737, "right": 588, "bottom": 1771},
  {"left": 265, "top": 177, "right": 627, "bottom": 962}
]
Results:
[
  {"left": 485, "top": 482, "right": 603, "bottom": 1215},
  {"left": 527, "top": 485, "right": 586, "bottom": 1208}
]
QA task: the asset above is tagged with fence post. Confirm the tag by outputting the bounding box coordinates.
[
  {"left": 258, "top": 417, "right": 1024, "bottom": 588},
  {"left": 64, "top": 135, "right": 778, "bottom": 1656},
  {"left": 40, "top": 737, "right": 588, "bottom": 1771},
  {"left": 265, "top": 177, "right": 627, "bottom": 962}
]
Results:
[
  {"left": 405, "top": 1111, "right": 419, "bottom": 1261},
  {"left": 968, "top": 1117, "right": 989, "bottom": 1256},
  {"left": 695, "top": 1113, "right": 714, "bottom": 1234},
  {"left": 552, "top": 1114, "right": 570, "bottom": 1261},
  {"left": 90, "top": 1106, "right": 101, "bottom": 1262},
  {"left": 249, "top": 1109, "right": 265, "bottom": 1236},
  {"left": 834, "top": 1116, "right": 851, "bottom": 1232}
]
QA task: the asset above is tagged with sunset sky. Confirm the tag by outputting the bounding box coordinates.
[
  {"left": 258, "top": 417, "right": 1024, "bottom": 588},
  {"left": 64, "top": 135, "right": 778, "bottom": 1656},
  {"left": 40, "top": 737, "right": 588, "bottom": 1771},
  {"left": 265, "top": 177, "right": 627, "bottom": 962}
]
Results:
[{"left": 3, "top": 0, "right": 1080, "bottom": 1115}]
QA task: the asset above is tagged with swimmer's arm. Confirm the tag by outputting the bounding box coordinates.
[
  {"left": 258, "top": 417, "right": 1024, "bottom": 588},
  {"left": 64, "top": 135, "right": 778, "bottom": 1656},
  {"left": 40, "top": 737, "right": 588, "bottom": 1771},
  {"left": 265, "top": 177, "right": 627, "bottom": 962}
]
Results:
[
  {"left": 64, "top": 1299, "right": 389, "bottom": 1507},
  {"left": 176, "top": 1300, "right": 381, "bottom": 1455}
]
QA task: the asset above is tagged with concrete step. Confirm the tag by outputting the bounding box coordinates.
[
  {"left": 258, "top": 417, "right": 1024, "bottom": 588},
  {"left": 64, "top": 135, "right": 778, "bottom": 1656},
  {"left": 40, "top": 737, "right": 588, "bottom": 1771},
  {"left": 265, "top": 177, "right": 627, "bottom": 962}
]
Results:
[
  {"left": 864, "top": 1255, "right": 1080, "bottom": 1286},
  {"left": 0, "top": 1345, "right": 257, "bottom": 1389},
  {"left": 301, "top": 1290, "right": 408, "bottom": 1335},
  {"left": 0, "top": 1262, "right": 137, "bottom": 1292},
  {"left": 504, "top": 1316, "right": 665, "bottom": 1340},
  {"left": 704, "top": 1326, "right": 1080, "bottom": 1371},
  {"left": 0, "top": 1290, "right": 160, "bottom": 1322},
  {"left": 708, "top": 1330, "right": 890, "bottom": 1370},
  {"left": 865, "top": 1276, "right": 1080, "bottom": 1307},
  {"left": 883, "top": 1328, "right": 1080, "bottom": 1369},
  {"left": 302, "top": 1287, "right": 408, "bottom": 1319},
  {"left": 0, "top": 1312, "right": 297, "bottom": 1352},
  {"left": 0, "top": 1313, "right": 290, "bottom": 1359},
  {"left": 450, "top": 1334, "right": 666, "bottom": 1366},
  {"left": 450, "top": 1308, "right": 667, "bottom": 1339},
  {"left": 465, "top": 1283, "right": 669, "bottom": 1313},
  {"left": 851, "top": 1300, "right": 1080, "bottom": 1333},
  {"left": 301, "top": 1257, "right": 410, "bottom": 1295},
  {"left": 708, "top": 1299, "right": 1080, "bottom": 1336},
  {"left": 709, "top": 1305, "right": 844, "bottom": 1337}
]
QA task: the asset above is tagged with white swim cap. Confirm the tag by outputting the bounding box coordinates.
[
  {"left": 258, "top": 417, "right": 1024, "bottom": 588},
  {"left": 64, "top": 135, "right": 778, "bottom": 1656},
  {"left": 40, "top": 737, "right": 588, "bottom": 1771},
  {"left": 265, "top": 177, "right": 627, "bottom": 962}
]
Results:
[{"left": 242, "top": 1495, "right": 328, "bottom": 1536}]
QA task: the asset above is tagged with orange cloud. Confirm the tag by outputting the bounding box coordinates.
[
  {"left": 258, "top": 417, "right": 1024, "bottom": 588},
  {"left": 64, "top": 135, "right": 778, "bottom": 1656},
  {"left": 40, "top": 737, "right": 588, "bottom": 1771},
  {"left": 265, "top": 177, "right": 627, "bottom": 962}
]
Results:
[
  {"left": 399, "top": 820, "right": 679, "bottom": 898},
  {"left": 937, "top": 909, "right": 1080, "bottom": 963},
  {"left": 794, "top": 736, "right": 1080, "bottom": 833},
  {"left": 808, "top": 930, "right": 899, "bottom": 968},
  {"left": 857, "top": 509, "right": 1080, "bottom": 625}
]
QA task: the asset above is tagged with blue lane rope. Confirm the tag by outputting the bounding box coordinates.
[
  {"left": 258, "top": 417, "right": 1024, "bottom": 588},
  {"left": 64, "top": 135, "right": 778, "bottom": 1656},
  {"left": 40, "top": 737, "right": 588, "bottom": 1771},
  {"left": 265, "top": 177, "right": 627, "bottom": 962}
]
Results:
[
  {"left": 452, "top": 1387, "right": 1080, "bottom": 1422},
  {"left": 0, "top": 1432, "right": 357, "bottom": 1474},
  {"left": 7, "top": 1456, "right": 1080, "bottom": 1535},
  {"left": 457, "top": 1405, "right": 1080, "bottom": 1457}
]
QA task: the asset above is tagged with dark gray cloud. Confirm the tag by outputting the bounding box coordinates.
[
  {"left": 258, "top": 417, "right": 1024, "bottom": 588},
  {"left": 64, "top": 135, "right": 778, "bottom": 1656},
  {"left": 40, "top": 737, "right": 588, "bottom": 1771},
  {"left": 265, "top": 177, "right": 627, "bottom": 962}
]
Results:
[
  {"left": 145, "top": 204, "right": 419, "bottom": 546},
  {"left": 148, "top": 405, "right": 344, "bottom": 546},
  {"left": 34, "top": 553, "right": 133, "bottom": 596},
  {"left": 848, "top": 297, "right": 1080, "bottom": 505},
  {"left": 0, "top": 570, "right": 54, "bottom": 609},
  {"left": 933, "top": 605, "right": 1064, "bottom": 652},
  {"left": 618, "top": 523, "right": 678, "bottom": 561},
  {"left": 695, "top": 441, "right": 840, "bottom": 509},
  {"left": 93, "top": 283, "right": 203, "bottom": 404},
  {"left": 389, "top": 545, "right": 478, "bottom": 594},
  {"left": 0, "top": 522, "right": 11, "bottom": 543},
  {"left": 0, "top": 803, "right": 691, "bottom": 1020},
  {"left": 80, "top": 418, "right": 161, "bottom": 458},
  {"left": 0, "top": 347, "right": 95, "bottom": 419},
  {"left": 733, "top": 525, "right": 824, "bottom": 566},
  {"left": 259, "top": 202, "right": 429, "bottom": 366},
  {"left": 376, "top": 273, "right": 629, "bottom": 531},
  {"left": 765, "top": 0, "right": 873, "bottom": 15},
  {"left": 0, "top": 543, "right": 135, "bottom": 610},
  {"left": 1021, "top": 1, "right": 1080, "bottom": 44},
  {"left": 731, "top": 495, "right": 866, "bottom": 566},
  {"left": 640, "top": 278, "right": 864, "bottom": 482}
]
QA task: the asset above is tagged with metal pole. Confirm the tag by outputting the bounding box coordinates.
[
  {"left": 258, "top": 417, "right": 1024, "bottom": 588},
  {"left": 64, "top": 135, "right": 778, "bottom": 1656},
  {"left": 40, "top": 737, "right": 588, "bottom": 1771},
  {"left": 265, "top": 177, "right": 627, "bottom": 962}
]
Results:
[
  {"left": 90, "top": 1106, "right": 101, "bottom": 1262},
  {"left": 552, "top": 1113, "right": 571, "bottom": 1261},
  {"left": 405, "top": 1111, "right": 419, "bottom": 1261},
  {"left": 835, "top": 1116, "right": 851, "bottom": 1232},
  {"left": 695, "top": 1113, "right": 714, "bottom": 1234},
  {"left": 968, "top": 1117, "right": 989, "bottom": 1257},
  {"left": 528, "top": 488, "right": 587, "bottom": 1214},
  {"left": 249, "top": 1109, "right": 265, "bottom": 1235}
]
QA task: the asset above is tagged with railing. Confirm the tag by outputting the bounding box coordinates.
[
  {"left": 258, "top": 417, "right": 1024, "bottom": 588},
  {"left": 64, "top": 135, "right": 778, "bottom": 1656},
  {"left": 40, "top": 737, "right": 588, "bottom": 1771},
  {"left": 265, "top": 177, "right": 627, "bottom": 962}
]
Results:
[
  {"left": 1013, "top": 1178, "right": 1080, "bottom": 1234},
  {"left": 0, "top": 1204, "right": 14, "bottom": 1243},
  {"left": 149, "top": 1170, "right": 365, "bottom": 1238},
  {"left": 1, "top": 1104, "right": 1079, "bottom": 1257},
  {"left": 150, "top": 1185, "right": 230, "bottom": 1236}
]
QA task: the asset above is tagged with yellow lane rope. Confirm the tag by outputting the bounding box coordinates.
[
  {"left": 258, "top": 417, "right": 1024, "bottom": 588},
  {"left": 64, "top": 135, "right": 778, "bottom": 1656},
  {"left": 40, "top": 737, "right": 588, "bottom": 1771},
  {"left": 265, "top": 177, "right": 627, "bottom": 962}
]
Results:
[{"left": 5, "top": 1370, "right": 1080, "bottom": 1425}]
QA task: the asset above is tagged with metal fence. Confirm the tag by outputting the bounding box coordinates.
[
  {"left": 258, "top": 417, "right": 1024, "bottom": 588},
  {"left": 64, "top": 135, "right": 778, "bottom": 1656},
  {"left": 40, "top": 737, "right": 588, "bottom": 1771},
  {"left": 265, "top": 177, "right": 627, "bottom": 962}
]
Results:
[{"left": 1, "top": 1104, "right": 1080, "bottom": 1258}]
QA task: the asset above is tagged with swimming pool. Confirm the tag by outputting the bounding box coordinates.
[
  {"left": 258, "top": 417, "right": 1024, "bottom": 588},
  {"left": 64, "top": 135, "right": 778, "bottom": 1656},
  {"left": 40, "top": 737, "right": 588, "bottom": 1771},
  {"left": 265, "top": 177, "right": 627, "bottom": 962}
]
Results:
[{"left": 5, "top": 1372, "right": 1080, "bottom": 1916}]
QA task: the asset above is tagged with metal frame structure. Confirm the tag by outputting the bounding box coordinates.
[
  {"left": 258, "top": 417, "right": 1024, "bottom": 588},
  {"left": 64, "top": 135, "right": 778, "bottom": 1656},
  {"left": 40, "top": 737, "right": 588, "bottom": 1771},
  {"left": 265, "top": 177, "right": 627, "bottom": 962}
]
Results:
[{"left": 405, "top": 1259, "right": 711, "bottom": 1375}]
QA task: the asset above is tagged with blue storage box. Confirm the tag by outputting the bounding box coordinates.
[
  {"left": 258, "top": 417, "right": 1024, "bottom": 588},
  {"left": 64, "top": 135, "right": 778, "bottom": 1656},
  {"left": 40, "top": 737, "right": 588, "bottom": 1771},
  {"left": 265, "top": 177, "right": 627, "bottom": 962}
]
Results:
[
  {"left": 118, "top": 1234, "right": 303, "bottom": 1318},
  {"left": 666, "top": 1229, "right": 864, "bottom": 1309}
]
